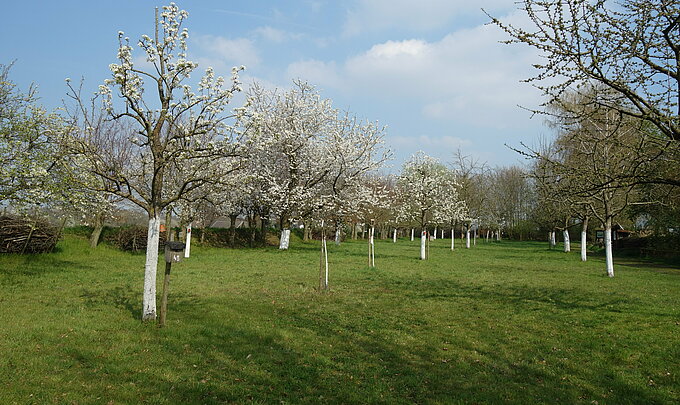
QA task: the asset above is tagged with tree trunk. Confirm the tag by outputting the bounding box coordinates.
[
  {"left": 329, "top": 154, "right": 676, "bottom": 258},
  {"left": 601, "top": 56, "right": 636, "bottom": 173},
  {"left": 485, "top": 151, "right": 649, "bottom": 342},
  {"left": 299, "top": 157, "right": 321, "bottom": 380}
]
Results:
[
  {"left": 433, "top": 226, "right": 437, "bottom": 240},
  {"left": 497, "top": 228, "right": 501, "bottom": 241},
  {"left": 184, "top": 223, "right": 192, "bottom": 258},
  {"left": 279, "top": 229, "right": 291, "bottom": 250},
  {"left": 549, "top": 231, "right": 556, "bottom": 248},
  {"left": 229, "top": 214, "right": 238, "bottom": 248},
  {"left": 248, "top": 212, "right": 257, "bottom": 247},
  {"left": 581, "top": 217, "right": 588, "bottom": 262},
  {"left": 411, "top": 228, "right": 414, "bottom": 241},
  {"left": 466, "top": 228, "right": 471, "bottom": 249},
  {"left": 420, "top": 230, "right": 427, "bottom": 260},
  {"left": 352, "top": 222, "right": 357, "bottom": 240},
  {"left": 368, "top": 225, "right": 375, "bottom": 267},
  {"left": 335, "top": 224, "right": 341, "bottom": 246},
  {"left": 393, "top": 228, "right": 397, "bottom": 243},
  {"left": 142, "top": 214, "right": 162, "bottom": 322},
  {"left": 259, "top": 215, "right": 268, "bottom": 245},
  {"left": 604, "top": 219, "right": 614, "bottom": 277},
  {"left": 89, "top": 217, "right": 104, "bottom": 249},
  {"left": 451, "top": 229, "right": 455, "bottom": 250},
  {"left": 319, "top": 222, "right": 329, "bottom": 290},
  {"left": 473, "top": 229, "right": 477, "bottom": 246},
  {"left": 563, "top": 229, "right": 570, "bottom": 253}
]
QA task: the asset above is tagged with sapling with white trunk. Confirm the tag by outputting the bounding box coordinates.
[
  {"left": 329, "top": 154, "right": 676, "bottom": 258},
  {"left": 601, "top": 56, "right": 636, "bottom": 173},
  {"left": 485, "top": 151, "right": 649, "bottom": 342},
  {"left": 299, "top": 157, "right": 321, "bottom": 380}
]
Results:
[
  {"left": 580, "top": 216, "right": 588, "bottom": 261},
  {"left": 397, "top": 152, "right": 462, "bottom": 260},
  {"left": 184, "top": 223, "right": 192, "bottom": 258}
]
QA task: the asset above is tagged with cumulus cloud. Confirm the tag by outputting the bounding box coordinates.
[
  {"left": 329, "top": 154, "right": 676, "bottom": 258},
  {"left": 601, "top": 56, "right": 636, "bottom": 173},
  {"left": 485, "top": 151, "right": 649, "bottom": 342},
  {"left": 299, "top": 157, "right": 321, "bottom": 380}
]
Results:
[
  {"left": 287, "top": 10, "right": 543, "bottom": 128},
  {"left": 192, "top": 35, "right": 260, "bottom": 70}
]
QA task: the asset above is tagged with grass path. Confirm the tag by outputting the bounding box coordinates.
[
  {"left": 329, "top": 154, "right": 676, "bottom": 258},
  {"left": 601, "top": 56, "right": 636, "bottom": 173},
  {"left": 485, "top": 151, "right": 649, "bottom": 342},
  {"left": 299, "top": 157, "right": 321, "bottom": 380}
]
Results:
[{"left": 0, "top": 236, "right": 678, "bottom": 404}]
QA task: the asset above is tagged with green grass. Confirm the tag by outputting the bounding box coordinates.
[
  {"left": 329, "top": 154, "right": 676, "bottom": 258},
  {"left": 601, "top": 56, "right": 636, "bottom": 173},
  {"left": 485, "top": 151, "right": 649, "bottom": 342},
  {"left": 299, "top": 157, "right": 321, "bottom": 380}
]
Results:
[{"left": 0, "top": 236, "right": 678, "bottom": 404}]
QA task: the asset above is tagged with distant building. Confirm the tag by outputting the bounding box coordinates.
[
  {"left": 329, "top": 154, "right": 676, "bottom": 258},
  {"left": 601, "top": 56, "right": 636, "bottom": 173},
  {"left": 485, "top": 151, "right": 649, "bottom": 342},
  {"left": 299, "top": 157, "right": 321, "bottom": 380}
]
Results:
[{"left": 595, "top": 224, "right": 633, "bottom": 242}]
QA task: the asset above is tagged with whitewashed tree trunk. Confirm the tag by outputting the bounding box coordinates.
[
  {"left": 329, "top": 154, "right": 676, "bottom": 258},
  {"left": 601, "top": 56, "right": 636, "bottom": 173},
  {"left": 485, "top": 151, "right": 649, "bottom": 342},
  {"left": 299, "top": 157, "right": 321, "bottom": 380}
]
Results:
[
  {"left": 466, "top": 229, "right": 471, "bottom": 249},
  {"left": 473, "top": 229, "right": 477, "bottom": 246},
  {"left": 485, "top": 230, "right": 489, "bottom": 243},
  {"left": 393, "top": 228, "right": 397, "bottom": 243},
  {"left": 451, "top": 229, "right": 455, "bottom": 250},
  {"left": 420, "top": 231, "right": 427, "bottom": 260},
  {"left": 142, "top": 215, "right": 161, "bottom": 321},
  {"left": 370, "top": 226, "right": 375, "bottom": 266},
  {"left": 184, "top": 223, "right": 192, "bottom": 258},
  {"left": 323, "top": 236, "right": 329, "bottom": 286},
  {"left": 335, "top": 227, "right": 341, "bottom": 246},
  {"left": 563, "top": 229, "right": 570, "bottom": 252},
  {"left": 320, "top": 221, "right": 329, "bottom": 290},
  {"left": 549, "top": 231, "right": 556, "bottom": 248},
  {"left": 604, "top": 220, "right": 614, "bottom": 277},
  {"left": 410, "top": 228, "right": 414, "bottom": 241},
  {"left": 497, "top": 228, "right": 501, "bottom": 241},
  {"left": 581, "top": 217, "right": 588, "bottom": 262},
  {"left": 279, "top": 229, "right": 291, "bottom": 250},
  {"left": 433, "top": 226, "right": 437, "bottom": 240}
]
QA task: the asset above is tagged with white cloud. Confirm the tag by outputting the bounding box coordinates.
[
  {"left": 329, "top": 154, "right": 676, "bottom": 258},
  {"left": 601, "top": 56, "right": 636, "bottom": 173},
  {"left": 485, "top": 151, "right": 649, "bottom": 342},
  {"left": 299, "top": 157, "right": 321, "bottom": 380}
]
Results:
[
  {"left": 343, "top": 0, "right": 512, "bottom": 36},
  {"left": 253, "top": 26, "right": 303, "bottom": 43},
  {"left": 287, "top": 10, "right": 543, "bottom": 128},
  {"left": 192, "top": 35, "right": 260, "bottom": 70},
  {"left": 286, "top": 59, "right": 342, "bottom": 88}
]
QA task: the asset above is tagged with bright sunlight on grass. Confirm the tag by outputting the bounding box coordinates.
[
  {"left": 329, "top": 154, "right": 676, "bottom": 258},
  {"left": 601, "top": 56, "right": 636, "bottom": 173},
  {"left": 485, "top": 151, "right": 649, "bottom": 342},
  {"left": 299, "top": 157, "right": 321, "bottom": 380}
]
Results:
[{"left": 1, "top": 235, "right": 678, "bottom": 404}]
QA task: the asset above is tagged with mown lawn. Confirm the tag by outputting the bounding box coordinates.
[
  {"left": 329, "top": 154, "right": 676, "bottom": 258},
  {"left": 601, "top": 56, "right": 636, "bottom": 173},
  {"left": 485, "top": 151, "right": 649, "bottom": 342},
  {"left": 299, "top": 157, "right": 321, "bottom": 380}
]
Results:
[{"left": 0, "top": 235, "right": 678, "bottom": 404}]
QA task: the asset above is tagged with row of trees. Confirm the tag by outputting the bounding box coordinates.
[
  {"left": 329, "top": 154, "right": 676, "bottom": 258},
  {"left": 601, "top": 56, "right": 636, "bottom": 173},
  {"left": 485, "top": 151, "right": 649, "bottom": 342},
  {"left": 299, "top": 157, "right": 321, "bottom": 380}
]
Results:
[
  {"left": 4, "top": 1, "right": 679, "bottom": 322},
  {"left": 490, "top": 0, "right": 680, "bottom": 276}
]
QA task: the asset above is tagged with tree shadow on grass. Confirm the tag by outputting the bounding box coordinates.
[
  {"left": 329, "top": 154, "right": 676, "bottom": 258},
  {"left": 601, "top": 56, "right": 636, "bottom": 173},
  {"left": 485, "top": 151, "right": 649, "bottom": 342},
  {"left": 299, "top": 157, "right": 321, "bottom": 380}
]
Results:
[
  {"left": 0, "top": 255, "right": 93, "bottom": 282},
  {"left": 55, "top": 281, "right": 675, "bottom": 404}
]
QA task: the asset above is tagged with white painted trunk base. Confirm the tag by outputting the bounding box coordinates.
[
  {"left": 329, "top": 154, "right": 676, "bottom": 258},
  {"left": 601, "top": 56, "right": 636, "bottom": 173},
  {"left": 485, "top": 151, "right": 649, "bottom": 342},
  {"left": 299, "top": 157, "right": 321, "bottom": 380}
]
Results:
[
  {"left": 323, "top": 237, "right": 329, "bottom": 287},
  {"left": 370, "top": 227, "right": 375, "bottom": 267},
  {"left": 279, "top": 229, "right": 291, "bottom": 250},
  {"left": 142, "top": 215, "right": 161, "bottom": 321},
  {"left": 604, "top": 224, "right": 614, "bottom": 277},
  {"left": 420, "top": 232, "right": 426, "bottom": 260},
  {"left": 563, "top": 229, "right": 570, "bottom": 253},
  {"left": 410, "top": 228, "right": 414, "bottom": 241},
  {"left": 393, "top": 229, "right": 397, "bottom": 243},
  {"left": 184, "top": 223, "right": 192, "bottom": 258},
  {"left": 451, "top": 229, "right": 455, "bottom": 250},
  {"left": 581, "top": 231, "right": 588, "bottom": 262},
  {"left": 466, "top": 230, "right": 470, "bottom": 249}
]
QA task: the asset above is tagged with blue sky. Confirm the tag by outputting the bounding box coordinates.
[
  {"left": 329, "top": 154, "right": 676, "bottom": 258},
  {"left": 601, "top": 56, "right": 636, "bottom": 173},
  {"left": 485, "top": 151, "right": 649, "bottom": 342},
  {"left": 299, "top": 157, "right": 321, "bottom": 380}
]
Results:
[{"left": 1, "top": 0, "right": 548, "bottom": 170}]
